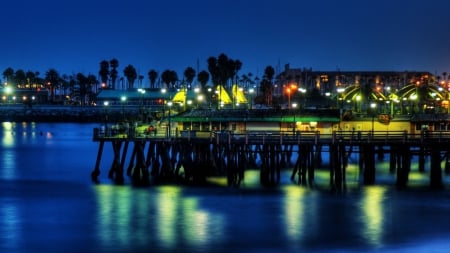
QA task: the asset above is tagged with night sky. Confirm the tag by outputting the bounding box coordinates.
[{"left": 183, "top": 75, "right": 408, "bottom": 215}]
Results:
[{"left": 1, "top": 0, "right": 450, "bottom": 80}]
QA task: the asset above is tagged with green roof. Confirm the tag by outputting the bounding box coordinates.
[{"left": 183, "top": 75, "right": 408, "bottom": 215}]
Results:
[
  {"left": 169, "top": 109, "right": 340, "bottom": 123},
  {"left": 96, "top": 88, "right": 176, "bottom": 100}
]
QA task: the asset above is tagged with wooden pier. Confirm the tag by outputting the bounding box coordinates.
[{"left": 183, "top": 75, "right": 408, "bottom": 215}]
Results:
[{"left": 91, "top": 127, "right": 450, "bottom": 190}]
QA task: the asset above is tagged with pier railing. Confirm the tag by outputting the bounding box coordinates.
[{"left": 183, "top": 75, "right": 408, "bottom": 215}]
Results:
[{"left": 93, "top": 127, "right": 450, "bottom": 146}]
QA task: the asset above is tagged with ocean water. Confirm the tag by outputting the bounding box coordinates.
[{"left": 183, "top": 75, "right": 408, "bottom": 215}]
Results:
[{"left": 1, "top": 122, "right": 450, "bottom": 253}]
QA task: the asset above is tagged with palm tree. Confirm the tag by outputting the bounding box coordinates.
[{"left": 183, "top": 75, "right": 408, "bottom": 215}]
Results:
[
  {"left": 197, "top": 70, "right": 209, "bottom": 90},
  {"left": 15, "top": 69, "right": 26, "bottom": 88},
  {"left": 161, "top": 70, "right": 178, "bottom": 88},
  {"left": 183, "top": 67, "right": 196, "bottom": 89},
  {"left": 207, "top": 56, "right": 220, "bottom": 85},
  {"left": 2, "top": 67, "right": 14, "bottom": 84},
  {"left": 138, "top": 75, "right": 144, "bottom": 88},
  {"left": 87, "top": 74, "right": 98, "bottom": 104},
  {"left": 148, "top": 69, "right": 158, "bottom": 88},
  {"left": 76, "top": 73, "right": 88, "bottom": 105},
  {"left": 45, "top": 69, "right": 60, "bottom": 103},
  {"left": 260, "top": 66, "right": 275, "bottom": 106},
  {"left": 123, "top": 64, "right": 137, "bottom": 89},
  {"left": 207, "top": 53, "right": 242, "bottom": 88},
  {"left": 231, "top": 59, "right": 242, "bottom": 85},
  {"left": 68, "top": 76, "right": 77, "bottom": 98},
  {"left": 99, "top": 60, "right": 109, "bottom": 88},
  {"left": 110, "top": 58, "right": 119, "bottom": 90},
  {"left": 61, "top": 74, "right": 70, "bottom": 100},
  {"left": 25, "top": 71, "right": 36, "bottom": 88}
]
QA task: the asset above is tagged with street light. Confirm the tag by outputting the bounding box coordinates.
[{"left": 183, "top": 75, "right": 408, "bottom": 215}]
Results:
[
  {"left": 370, "top": 102, "right": 377, "bottom": 134},
  {"left": 103, "top": 101, "right": 109, "bottom": 124},
  {"left": 121, "top": 96, "right": 127, "bottom": 121},
  {"left": 167, "top": 101, "right": 173, "bottom": 138},
  {"left": 197, "top": 94, "right": 203, "bottom": 109},
  {"left": 5, "top": 86, "right": 13, "bottom": 104},
  {"left": 285, "top": 84, "right": 298, "bottom": 109},
  {"left": 286, "top": 87, "right": 291, "bottom": 109},
  {"left": 138, "top": 88, "right": 145, "bottom": 106},
  {"left": 249, "top": 88, "right": 254, "bottom": 109},
  {"left": 194, "top": 87, "right": 201, "bottom": 109},
  {"left": 161, "top": 88, "right": 167, "bottom": 113},
  {"left": 207, "top": 87, "right": 212, "bottom": 109},
  {"left": 298, "top": 87, "right": 306, "bottom": 108},
  {"left": 138, "top": 89, "right": 146, "bottom": 122}
]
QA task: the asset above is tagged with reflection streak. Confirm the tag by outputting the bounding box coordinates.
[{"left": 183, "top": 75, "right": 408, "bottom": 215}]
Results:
[{"left": 360, "top": 186, "right": 386, "bottom": 247}]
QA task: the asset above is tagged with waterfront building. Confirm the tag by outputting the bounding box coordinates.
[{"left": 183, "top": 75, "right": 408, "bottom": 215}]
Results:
[
  {"left": 275, "top": 64, "right": 435, "bottom": 95},
  {"left": 170, "top": 108, "right": 340, "bottom": 135}
]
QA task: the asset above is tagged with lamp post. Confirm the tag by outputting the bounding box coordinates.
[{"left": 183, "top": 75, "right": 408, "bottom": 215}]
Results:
[
  {"left": 286, "top": 87, "right": 291, "bottom": 109},
  {"left": 167, "top": 101, "right": 172, "bottom": 138},
  {"left": 5, "top": 86, "right": 12, "bottom": 104},
  {"left": 298, "top": 87, "right": 306, "bottom": 108},
  {"left": 121, "top": 96, "right": 127, "bottom": 121},
  {"left": 370, "top": 102, "right": 377, "bottom": 134},
  {"left": 194, "top": 87, "right": 200, "bottom": 109},
  {"left": 337, "top": 87, "right": 345, "bottom": 109},
  {"left": 249, "top": 88, "right": 254, "bottom": 109},
  {"left": 138, "top": 88, "right": 145, "bottom": 105},
  {"left": 197, "top": 94, "right": 203, "bottom": 109},
  {"left": 207, "top": 87, "right": 212, "bottom": 109},
  {"left": 103, "top": 101, "right": 109, "bottom": 124},
  {"left": 138, "top": 88, "right": 146, "bottom": 122},
  {"left": 161, "top": 88, "right": 167, "bottom": 114}
]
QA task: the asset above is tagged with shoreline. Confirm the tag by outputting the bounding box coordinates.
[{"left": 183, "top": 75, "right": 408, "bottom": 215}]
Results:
[{"left": 0, "top": 105, "right": 143, "bottom": 123}]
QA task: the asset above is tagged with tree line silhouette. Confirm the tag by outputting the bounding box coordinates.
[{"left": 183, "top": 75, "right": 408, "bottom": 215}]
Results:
[{"left": 2, "top": 53, "right": 276, "bottom": 106}]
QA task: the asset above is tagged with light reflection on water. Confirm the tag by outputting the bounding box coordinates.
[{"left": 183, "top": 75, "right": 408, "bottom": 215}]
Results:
[
  {"left": 94, "top": 184, "right": 225, "bottom": 252},
  {"left": 359, "top": 186, "right": 386, "bottom": 248},
  {"left": 283, "top": 186, "right": 308, "bottom": 241},
  {"left": 1, "top": 123, "right": 450, "bottom": 252}
]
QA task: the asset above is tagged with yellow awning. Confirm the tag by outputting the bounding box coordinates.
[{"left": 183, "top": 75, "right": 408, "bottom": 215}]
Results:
[
  {"left": 216, "top": 85, "right": 232, "bottom": 104},
  {"left": 171, "top": 89, "right": 186, "bottom": 103},
  {"left": 231, "top": 84, "right": 248, "bottom": 104}
]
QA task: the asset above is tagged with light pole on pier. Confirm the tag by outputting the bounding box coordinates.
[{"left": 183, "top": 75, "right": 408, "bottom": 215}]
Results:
[
  {"left": 121, "top": 96, "right": 127, "bottom": 121},
  {"left": 248, "top": 88, "right": 254, "bottom": 109},
  {"left": 370, "top": 102, "right": 377, "bottom": 134},
  {"left": 167, "top": 101, "right": 172, "bottom": 138}
]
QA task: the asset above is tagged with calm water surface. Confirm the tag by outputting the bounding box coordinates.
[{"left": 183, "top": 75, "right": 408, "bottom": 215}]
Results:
[{"left": 1, "top": 122, "right": 450, "bottom": 253}]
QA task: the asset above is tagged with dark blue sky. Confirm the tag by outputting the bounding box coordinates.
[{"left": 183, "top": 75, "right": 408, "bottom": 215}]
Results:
[{"left": 1, "top": 0, "right": 450, "bottom": 80}]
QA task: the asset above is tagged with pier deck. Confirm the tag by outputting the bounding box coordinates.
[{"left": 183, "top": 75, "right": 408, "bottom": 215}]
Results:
[{"left": 91, "top": 127, "right": 450, "bottom": 190}]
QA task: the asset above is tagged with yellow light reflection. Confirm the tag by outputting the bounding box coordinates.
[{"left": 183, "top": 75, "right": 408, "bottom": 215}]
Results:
[
  {"left": 1, "top": 122, "right": 16, "bottom": 179},
  {"left": 2, "top": 122, "right": 15, "bottom": 147},
  {"left": 359, "top": 186, "right": 386, "bottom": 247},
  {"left": 95, "top": 185, "right": 225, "bottom": 251},
  {"left": 283, "top": 185, "right": 307, "bottom": 240},
  {"left": 156, "top": 186, "right": 181, "bottom": 248},
  {"left": 181, "top": 198, "right": 217, "bottom": 246},
  {"left": 155, "top": 186, "right": 225, "bottom": 249}
]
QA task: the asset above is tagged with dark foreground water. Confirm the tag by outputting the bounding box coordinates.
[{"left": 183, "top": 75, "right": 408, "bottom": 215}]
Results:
[{"left": 1, "top": 122, "right": 450, "bottom": 253}]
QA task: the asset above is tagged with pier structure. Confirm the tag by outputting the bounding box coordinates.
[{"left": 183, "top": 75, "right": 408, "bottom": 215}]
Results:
[{"left": 91, "top": 127, "right": 450, "bottom": 190}]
